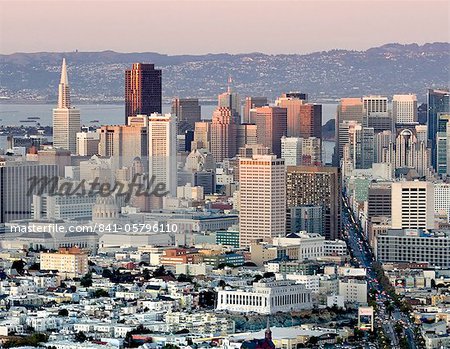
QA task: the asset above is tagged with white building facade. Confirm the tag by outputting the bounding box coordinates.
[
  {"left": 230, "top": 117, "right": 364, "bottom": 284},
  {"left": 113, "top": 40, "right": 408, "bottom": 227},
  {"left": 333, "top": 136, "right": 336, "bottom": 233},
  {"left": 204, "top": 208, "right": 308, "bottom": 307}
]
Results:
[{"left": 216, "top": 279, "right": 312, "bottom": 314}]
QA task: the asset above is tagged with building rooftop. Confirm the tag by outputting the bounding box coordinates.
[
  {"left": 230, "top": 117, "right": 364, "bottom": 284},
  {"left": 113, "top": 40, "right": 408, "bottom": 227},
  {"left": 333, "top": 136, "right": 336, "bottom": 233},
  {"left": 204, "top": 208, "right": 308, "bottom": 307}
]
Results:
[{"left": 381, "top": 229, "right": 450, "bottom": 238}]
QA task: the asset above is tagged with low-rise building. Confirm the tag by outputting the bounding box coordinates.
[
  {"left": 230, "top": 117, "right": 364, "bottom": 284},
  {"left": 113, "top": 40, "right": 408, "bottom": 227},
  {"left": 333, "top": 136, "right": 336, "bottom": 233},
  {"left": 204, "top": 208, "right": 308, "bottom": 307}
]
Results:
[
  {"left": 216, "top": 278, "right": 312, "bottom": 314},
  {"left": 40, "top": 247, "right": 88, "bottom": 278},
  {"left": 375, "top": 229, "right": 450, "bottom": 268},
  {"left": 338, "top": 278, "right": 367, "bottom": 305}
]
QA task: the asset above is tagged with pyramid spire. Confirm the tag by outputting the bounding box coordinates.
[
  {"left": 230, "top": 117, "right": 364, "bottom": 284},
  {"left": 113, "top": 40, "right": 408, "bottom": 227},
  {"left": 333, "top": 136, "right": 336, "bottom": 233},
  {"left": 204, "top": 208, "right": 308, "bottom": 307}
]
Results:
[
  {"left": 60, "top": 58, "right": 69, "bottom": 85},
  {"left": 57, "top": 58, "right": 71, "bottom": 108}
]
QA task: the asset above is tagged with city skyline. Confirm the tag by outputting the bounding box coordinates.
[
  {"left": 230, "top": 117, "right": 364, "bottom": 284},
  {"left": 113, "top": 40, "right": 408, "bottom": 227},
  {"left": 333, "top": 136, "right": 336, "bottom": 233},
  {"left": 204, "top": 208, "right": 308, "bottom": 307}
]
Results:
[
  {"left": 0, "top": 2, "right": 449, "bottom": 348},
  {"left": 0, "top": 1, "right": 448, "bottom": 55}
]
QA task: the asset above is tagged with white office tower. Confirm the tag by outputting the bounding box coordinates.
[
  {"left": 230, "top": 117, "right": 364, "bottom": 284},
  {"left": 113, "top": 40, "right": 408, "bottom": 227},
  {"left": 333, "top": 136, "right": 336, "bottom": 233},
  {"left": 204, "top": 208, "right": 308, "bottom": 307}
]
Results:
[
  {"left": 52, "top": 58, "right": 81, "bottom": 153},
  {"left": 434, "top": 182, "right": 450, "bottom": 222},
  {"left": 391, "top": 181, "right": 434, "bottom": 230},
  {"left": 239, "top": 155, "right": 286, "bottom": 247},
  {"left": 148, "top": 113, "right": 177, "bottom": 208},
  {"left": 281, "top": 137, "right": 302, "bottom": 166},
  {"left": 392, "top": 94, "right": 418, "bottom": 124},
  {"left": 363, "top": 95, "right": 388, "bottom": 116}
]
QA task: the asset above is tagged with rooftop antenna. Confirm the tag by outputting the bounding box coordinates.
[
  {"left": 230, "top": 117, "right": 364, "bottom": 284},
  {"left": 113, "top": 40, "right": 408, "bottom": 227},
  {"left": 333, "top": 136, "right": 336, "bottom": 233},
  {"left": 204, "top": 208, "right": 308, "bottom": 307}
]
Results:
[{"left": 227, "top": 75, "right": 233, "bottom": 93}]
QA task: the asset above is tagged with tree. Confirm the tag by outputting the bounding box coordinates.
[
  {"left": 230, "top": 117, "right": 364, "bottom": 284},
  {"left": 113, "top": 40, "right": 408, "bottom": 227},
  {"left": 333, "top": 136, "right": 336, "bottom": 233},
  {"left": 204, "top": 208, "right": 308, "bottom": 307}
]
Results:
[
  {"left": 430, "top": 279, "right": 436, "bottom": 288},
  {"left": 3, "top": 333, "right": 48, "bottom": 348},
  {"left": 263, "top": 272, "right": 275, "bottom": 279},
  {"left": 11, "top": 260, "right": 26, "bottom": 275},
  {"left": 175, "top": 328, "right": 190, "bottom": 334},
  {"left": 102, "top": 268, "right": 113, "bottom": 279},
  {"left": 94, "top": 289, "right": 109, "bottom": 298},
  {"left": 308, "top": 336, "right": 319, "bottom": 346},
  {"left": 80, "top": 272, "right": 93, "bottom": 287},
  {"left": 386, "top": 304, "right": 395, "bottom": 317},
  {"left": 353, "top": 328, "right": 364, "bottom": 340},
  {"left": 177, "top": 273, "right": 193, "bottom": 283},
  {"left": 252, "top": 275, "right": 263, "bottom": 284},
  {"left": 153, "top": 266, "right": 167, "bottom": 277},
  {"left": 74, "top": 331, "right": 87, "bottom": 343},
  {"left": 162, "top": 344, "right": 180, "bottom": 349},
  {"left": 29, "top": 262, "right": 40, "bottom": 270},
  {"left": 58, "top": 308, "right": 69, "bottom": 317},
  {"left": 143, "top": 269, "right": 151, "bottom": 280}
]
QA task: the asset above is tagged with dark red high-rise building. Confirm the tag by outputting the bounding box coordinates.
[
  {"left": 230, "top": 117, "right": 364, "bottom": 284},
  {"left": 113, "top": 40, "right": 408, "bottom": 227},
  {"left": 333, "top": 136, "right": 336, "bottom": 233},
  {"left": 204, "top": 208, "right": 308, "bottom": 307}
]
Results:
[
  {"left": 299, "top": 104, "right": 322, "bottom": 139},
  {"left": 125, "top": 63, "right": 162, "bottom": 123},
  {"left": 255, "top": 106, "right": 287, "bottom": 157}
]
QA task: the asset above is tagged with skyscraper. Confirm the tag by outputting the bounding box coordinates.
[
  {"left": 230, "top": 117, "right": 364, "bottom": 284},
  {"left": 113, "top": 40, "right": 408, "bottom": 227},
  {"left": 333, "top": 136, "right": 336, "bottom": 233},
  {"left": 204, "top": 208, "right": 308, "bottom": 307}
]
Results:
[
  {"left": 367, "top": 182, "right": 392, "bottom": 219},
  {"left": 427, "top": 89, "right": 450, "bottom": 170},
  {"left": 76, "top": 131, "right": 100, "bottom": 156},
  {"left": 281, "top": 137, "right": 302, "bottom": 166},
  {"left": 299, "top": 104, "right": 322, "bottom": 139},
  {"left": 210, "top": 107, "right": 237, "bottom": 162},
  {"left": 393, "top": 94, "right": 418, "bottom": 124},
  {"left": 374, "top": 130, "right": 393, "bottom": 163},
  {"left": 218, "top": 79, "right": 241, "bottom": 123},
  {"left": 394, "top": 127, "right": 429, "bottom": 178},
  {"left": 391, "top": 181, "right": 434, "bottom": 229},
  {"left": 346, "top": 123, "right": 375, "bottom": 169},
  {"left": 236, "top": 124, "right": 258, "bottom": 149},
  {"left": 436, "top": 131, "right": 447, "bottom": 176},
  {"left": 362, "top": 95, "right": 388, "bottom": 116},
  {"left": 171, "top": 98, "right": 201, "bottom": 133},
  {"left": 239, "top": 155, "right": 286, "bottom": 247},
  {"left": 301, "top": 137, "right": 322, "bottom": 166},
  {"left": 286, "top": 166, "right": 341, "bottom": 240},
  {"left": 255, "top": 106, "right": 287, "bottom": 158},
  {"left": 363, "top": 95, "right": 392, "bottom": 133},
  {"left": 192, "top": 121, "right": 211, "bottom": 151},
  {"left": 125, "top": 63, "right": 162, "bottom": 123},
  {"left": 97, "top": 123, "right": 148, "bottom": 169},
  {"left": 436, "top": 114, "right": 450, "bottom": 176},
  {"left": 447, "top": 121, "right": 450, "bottom": 177},
  {"left": 243, "top": 97, "right": 268, "bottom": 124},
  {"left": 283, "top": 92, "right": 308, "bottom": 100},
  {"left": 148, "top": 113, "right": 177, "bottom": 208},
  {"left": 0, "top": 162, "right": 58, "bottom": 223},
  {"left": 52, "top": 58, "right": 80, "bottom": 153},
  {"left": 276, "top": 95, "right": 304, "bottom": 137},
  {"left": 281, "top": 137, "right": 322, "bottom": 166},
  {"left": 334, "top": 98, "right": 364, "bottom": 164}
]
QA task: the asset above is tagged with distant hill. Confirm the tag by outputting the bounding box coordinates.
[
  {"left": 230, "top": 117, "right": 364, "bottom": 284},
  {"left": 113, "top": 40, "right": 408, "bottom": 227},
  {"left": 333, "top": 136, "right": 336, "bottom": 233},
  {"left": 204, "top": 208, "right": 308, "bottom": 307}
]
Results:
[
  {"left": 322, "top": 119, "right": 336, "bottom": 141},
  {"left": 0, "top": 42, "right": 448, "bottom": 103}
]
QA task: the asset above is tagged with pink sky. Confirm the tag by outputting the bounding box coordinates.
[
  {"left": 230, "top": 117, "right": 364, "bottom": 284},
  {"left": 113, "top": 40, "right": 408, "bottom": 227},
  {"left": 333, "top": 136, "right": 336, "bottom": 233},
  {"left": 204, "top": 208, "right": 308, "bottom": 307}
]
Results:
[{"left": 0, "top": 0, "right": 448, "bottom": 54}]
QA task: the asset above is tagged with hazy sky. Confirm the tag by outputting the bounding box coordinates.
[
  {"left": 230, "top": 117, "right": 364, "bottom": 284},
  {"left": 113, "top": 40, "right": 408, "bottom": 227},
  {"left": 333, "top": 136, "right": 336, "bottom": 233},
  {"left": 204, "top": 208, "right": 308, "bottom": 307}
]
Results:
[{"left": 0, "top": 0, "right": 448, "bottom": 55}]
